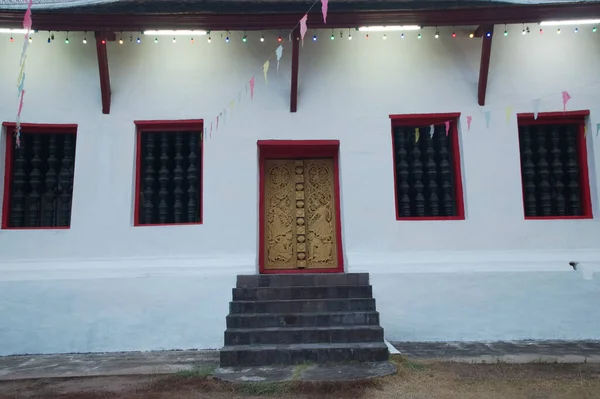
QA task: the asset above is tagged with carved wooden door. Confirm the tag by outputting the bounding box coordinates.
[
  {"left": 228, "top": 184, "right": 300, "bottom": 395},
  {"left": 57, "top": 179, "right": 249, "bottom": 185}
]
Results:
[{"left": 263, "top": 158, "right": 339, "bottom": 270}]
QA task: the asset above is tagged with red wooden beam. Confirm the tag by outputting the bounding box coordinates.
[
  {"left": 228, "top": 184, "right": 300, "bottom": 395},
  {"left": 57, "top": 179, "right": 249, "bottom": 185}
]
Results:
[
  {"left": 0, "top": 4, "right": 599, "bottom": 31},
  {"left": 477, "top": 25, "right": 494, "bottom": 106},
  {"left": 95, "top": 31, "right": 111, "bottom": 114},
  {"left": 290, "top": 27, "right": 300, "bottom": 113}
]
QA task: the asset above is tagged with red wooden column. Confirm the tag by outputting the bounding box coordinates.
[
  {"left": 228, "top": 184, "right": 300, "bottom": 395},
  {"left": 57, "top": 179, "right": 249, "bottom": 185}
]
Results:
[
  {"left": 477, "top": 25, "right": 494, "bottom": 106},
  {"left": 95, "top": 31, "right": 113, "bottom": 114},
  {"left": 290, "top": 27, "right": 300, "bottom": 112}
]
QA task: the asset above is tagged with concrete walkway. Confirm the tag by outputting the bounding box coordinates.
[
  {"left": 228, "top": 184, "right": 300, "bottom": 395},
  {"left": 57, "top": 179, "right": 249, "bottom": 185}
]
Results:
[{"left": 1, "top": 341, "right": 599, "bottom": 381}]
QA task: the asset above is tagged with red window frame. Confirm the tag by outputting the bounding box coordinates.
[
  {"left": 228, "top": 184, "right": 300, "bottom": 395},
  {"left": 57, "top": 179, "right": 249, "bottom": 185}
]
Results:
[
  {"left": 516, "top": 110, "right": 592, "bottom": 220},
  {"left": 1, "top": 122, "right": 78, "bottom": 230},
  {"left": 133, "top": 119, "right": 204, "bottom": 227},
  {"left": 389, "top": 113, "right": 465, "bottom": 221}
]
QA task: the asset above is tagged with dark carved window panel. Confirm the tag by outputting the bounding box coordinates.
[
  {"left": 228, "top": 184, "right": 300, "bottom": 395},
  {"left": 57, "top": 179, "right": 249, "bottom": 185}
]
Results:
[
  {"left": 137, "top": 131, "right": 202, "bottom": 225},
  {"left": 519, "top": 123, "right": 586, "bottom": 217},
  {"left": 392, "top": 124, "right": 460, "bottom": 218},
  {"left": 6, "top": 132, "right": 76, "bottom": 228}
]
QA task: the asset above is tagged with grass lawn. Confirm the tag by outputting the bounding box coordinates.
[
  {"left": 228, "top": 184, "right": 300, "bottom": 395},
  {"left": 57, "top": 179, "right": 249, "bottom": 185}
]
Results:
[{"left": 1, "top": 355, "right": 599, "bottom": 398}]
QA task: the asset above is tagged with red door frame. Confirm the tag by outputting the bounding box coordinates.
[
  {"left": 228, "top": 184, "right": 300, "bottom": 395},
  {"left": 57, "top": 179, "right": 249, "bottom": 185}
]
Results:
[{"left": 257, "top": 140, "right": 344, "bottom": 274}]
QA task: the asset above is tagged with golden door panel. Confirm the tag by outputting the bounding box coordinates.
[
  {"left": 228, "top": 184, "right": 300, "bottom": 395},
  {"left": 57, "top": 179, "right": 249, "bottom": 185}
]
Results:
[{"left": 264, "top": 158, "right": 337, "bottom": 270}]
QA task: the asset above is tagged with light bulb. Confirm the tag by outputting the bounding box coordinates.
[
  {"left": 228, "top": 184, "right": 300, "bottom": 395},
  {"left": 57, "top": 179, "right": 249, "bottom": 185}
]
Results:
[
  {"left": 83, "top": 37, "right": 87, "bottom": 44},
  {"left": 504, "top": 30, "right": 508, "bottom": 36},
  {"left": 452, "top": 32, "right": 456, "bottom": 38},
  {"left": 594, "top": 27, "right": 597, "bottom": 32},
  {"left": 366, "top": 34, "right": 369, "bottom": 39},
  {"left": 28, "top": 36, "right": 32, "bottom": 43},
  {"left": 119, "top": 38, "right": 123, "bottom": 44},
  {"left": 401, "top": 33, "right": 405, "bottom": 39},
  {"left": 242, "top": 35, "right": 247, "bottom": 42},
  {"left": 137, "top": 37, "right": 141, "bottom": 43},
  {"left": 225, "top": 36, "right": 229, "bottom": 42},
  {"left": 278, "top": 36, "right": 282, "bottom": 42},
  {"left": 65, "top": 38, "right": 69, "bottom": 44},
  {"left": 154, "top": 37, "right": 158, "bottom": 43},
  {"left": 348, "top": 33, "right": 352, "bottom": 40},
  {"left": 382, "top": 34, "right": 386, "bottom": 40},
  {"left": 540, "top": 28, "right": 543, "bottom": 34},
  {"left": 47, "top": 37, "right": 51, "bottom": 43},
  {"left": 469, "top": 32, "right": 474, "bottom": 38},
  {"left": 172, "top": 37, "right": 176, "bottom": 43},
  {"left": 574, "top": 27, "right": 579, "bottom": 33},
  {"left": 486, "top": 32, "right": 491, "bottom": 37},
  {"left": 313, "top": 34, "right": 317, "bottom": 41},
  {"left": 434, "top": 32, "right": 439, "bottom": 39},
  {"left": 557, "top": 28, "right": 561, "bottom": 34},
  {"left": 417, "top": 33, "right": 421, "bottom": 39},
  {"left": 522, "top": 29, "right": 526, "bottom": 35},
  {"left": 208, "top": 36, "right": 211, "bottom": 43},
  {"left": 260, "top": 35, "right": 264, "bottom": 42},
  {"left": 191, "top": 37, "right": 194, "bottom": 43},
  {"left": 9, "top": 36, "right": 13, "bottom": 42},
  {"left": 331, "top": 34, "right": 335, "bottom": 40},
  {"left": 101, "top": 39, "right": 106, "bottom": 44}
]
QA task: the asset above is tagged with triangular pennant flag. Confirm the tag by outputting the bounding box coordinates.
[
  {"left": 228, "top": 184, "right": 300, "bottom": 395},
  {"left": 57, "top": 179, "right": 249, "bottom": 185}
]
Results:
[
  {"left": 505, "top": 106, "right": 513, "bottom": 124},
  {"left": 484, "top": 110, "right": 491, "bottom": 129},
  {"left": 321, "top": 0, "right": 329, "bottom": 24},
  {"left": 415, "top": 128, "right": 420, "bottom": 143},
  {"left": 562, "top": 91, "right": 571, "bottom": 112},
  {"left": 16, "top": 56, "right": 26, "bottom": 86},
  {"left": 466, "top": 116, "right": 473, "bottom": 130},
  {"left": 249, "top": 77, "right": 255, "bottom": 100},
  {"left": 17, "top": 73, "right": 25, "bottom": 95},
  {"left": 275, "top": 45, "right": 283, "bottom": 70},
  {"left": 19, "top": 38, "right": 29, "bottom": 66},
  {"left": 23, "top": 0, "right": 33, "bottom": 30},
  {"left": 596, "top": 123, "right": 600, "bottom": 137},
  {"left": 300, "top": 14, "right": 308, "bottom": 46},
  {"left": 17, "top": 90, "right": 25, "bottom": 117},
  {"left": 445, "top": 121, "right": 450, "bottom": 136},
  {"left": 263, "top": 60, "right": 270, "bottom": 85},
  {"left": 429, "top": 124, "right": 435, "bottom": 138},
  {"left": 230, "top": 99, "right": 235, "bottom": 112},
  {"left": 216, "top": 115, "right": 219, "bottom": 132},
  {"left": 531, "top": 98, "right": 541, "bottom": 120}
]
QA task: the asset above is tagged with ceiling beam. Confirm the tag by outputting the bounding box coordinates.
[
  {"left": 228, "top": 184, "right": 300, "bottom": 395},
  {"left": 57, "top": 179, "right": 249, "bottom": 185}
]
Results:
[
  {"left": 94, "top": 31, "right": 111, "bottom": 114},
  {"left": 0, "top": 4, "right": 599, "bottom": 31},
  {"left": 290, "top": 27, "right": 300, "bottom": 113},
  {"left": 477, "top": 25, "right": 494, "bottom": 106}
]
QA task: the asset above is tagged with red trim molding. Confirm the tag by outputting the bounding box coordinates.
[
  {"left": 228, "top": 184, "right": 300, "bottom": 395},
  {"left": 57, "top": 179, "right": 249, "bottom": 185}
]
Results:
[
  {"left": 389, "top": 113, "right": 465, "bottom": 221},
  {"left": 257, "top": 140, "right": 344, "bottom": 274},
  {"left": 133, "top": 119, "right": 204, "bottom": 227},
  {"left": 2, "top": 122, "right": 78, "bottom": 230},
  {"left": 516, "top": 110, "right": 592, "bottom": 220}
]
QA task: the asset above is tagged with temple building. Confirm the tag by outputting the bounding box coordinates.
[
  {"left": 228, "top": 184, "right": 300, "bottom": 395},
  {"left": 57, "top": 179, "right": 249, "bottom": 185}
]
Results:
[{"left": 0, "top": 0, "right": 599, "bottom": 362}]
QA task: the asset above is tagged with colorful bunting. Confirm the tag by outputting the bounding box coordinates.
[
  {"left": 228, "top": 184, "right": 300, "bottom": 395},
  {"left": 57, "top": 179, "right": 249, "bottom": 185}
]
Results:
[
  {"left": 484, "top": 110, "right": 491, "bottom": 129},
  {"left": 561, "top": 91, "right": 571, "bottom": 112},
  {"left": 415, "top": 127, "right": 420, "bottom": 143},
  {"left": 321, "top": 0, "right": 329, "bottom": 23},
  {"left": 263, "top": 60, "right": 270, "bottom": 85},
  {"left": 532, "top": 98, "right": 541, "bottom": 120},
  {"left": 300, "top": 14, "right": 308, "bottom": 46},
  {"left": 14, "top": 0, "right": 33, "bottom": 148},
  {"left": 249, "top": 77, "right": 255, "bottom": 100},
  {"left": 23, "top": 0, "right": 32, "bottom": 30},
  {"left": 445, "top": 121, "right": 450, "bottom": 136},
  {"left": 466, "top": 116, "right": 472, "bottom": 130},
  {"left": 505, "top": 106, "right": 513, "bottom": 124},
  {"left": 275, "top": 45, "right": 283, "bottom": 70}
]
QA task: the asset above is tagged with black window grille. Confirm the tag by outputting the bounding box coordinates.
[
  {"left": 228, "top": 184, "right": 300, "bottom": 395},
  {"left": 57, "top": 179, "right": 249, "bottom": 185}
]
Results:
[{"left": 137, "top": 131, "right": 202, "bottom": 225}]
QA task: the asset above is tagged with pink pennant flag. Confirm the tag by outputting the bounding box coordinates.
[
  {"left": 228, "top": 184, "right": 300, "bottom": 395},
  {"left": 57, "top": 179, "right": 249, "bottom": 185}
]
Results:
[
  {"left": 23, "top": 0, "right": 33, "bottom": 31},
  {"left": 321, "top": 0, "right": 328, "bottom": 24},
  {"left": 466, "top": 116, "right": 472, "bottom": 130},
  {"left": 17, "top": 90, "right": 25, "bottom": 116},
  {"left": 562, "top": 91, "right": 571, "bottom": 112},
  {"left": 249, "top": 77, "right": 255, "bottom": 100},
  {"left": 445, "top": 121, "right": 450, "bottom": 136},
  {"left": 300, "top": 14, "right": 308, "bottom": 46}
]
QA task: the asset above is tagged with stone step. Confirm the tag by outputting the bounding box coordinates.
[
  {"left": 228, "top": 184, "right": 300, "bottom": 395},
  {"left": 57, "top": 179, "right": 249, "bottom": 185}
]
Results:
[
  {"left": 226, "top": 311, "right": 381, "bottom": 329},
  {"left": 232, "top": 285, "right": 373, "bottom": 301},
  {"left": 236, "top": 273, "right": 370, "bottom": 288},
  {"left": 220, "top": 342, "right": 389, "bottom": 367},
  {"left": 224, "top": 326, "right": 384, "bottom": 346},
  {"left": 229, "top": 298, "right": 376, "bottom": 314}
]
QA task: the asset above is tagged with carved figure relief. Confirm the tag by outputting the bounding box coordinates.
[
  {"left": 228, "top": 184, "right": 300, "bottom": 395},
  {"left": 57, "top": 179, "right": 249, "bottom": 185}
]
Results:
[{"left": 264, "top": 158, "right": 338, "bottom": 270}]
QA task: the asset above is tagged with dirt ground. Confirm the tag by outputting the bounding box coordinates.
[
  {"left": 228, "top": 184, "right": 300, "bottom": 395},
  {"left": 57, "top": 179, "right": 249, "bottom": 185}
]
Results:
[{"left": 1, "top": 356, "right": 600, "bottom": 399}]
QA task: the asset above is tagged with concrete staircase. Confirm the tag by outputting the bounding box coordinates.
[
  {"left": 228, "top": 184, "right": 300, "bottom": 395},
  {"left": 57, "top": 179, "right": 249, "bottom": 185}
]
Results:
[{"left": 220, "top": 273, "right": 389, "bottom": 367}]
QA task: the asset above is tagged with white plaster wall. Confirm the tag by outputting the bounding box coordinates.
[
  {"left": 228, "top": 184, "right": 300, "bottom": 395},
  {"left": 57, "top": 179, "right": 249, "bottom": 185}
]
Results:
[{"left": 1, "top": 27, "right": 599, "bottom": 355}]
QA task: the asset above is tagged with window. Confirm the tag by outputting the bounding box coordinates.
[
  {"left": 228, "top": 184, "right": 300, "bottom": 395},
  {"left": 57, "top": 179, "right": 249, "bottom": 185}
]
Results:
[
  {"left": 389, "top": 113, "right": 465, "bottom": 220},
  {"left": 134, "top": 120, "right": 203, "bottom": 226},
  {"left": 1, "top": 123, "right": 77, "bottom": 229},
  {"left": 517, "top": 111, "right": 592, "bottom": 219}
]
